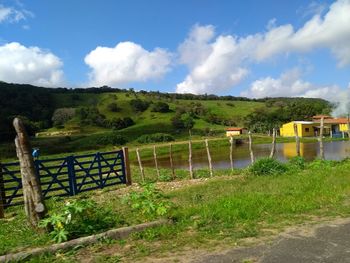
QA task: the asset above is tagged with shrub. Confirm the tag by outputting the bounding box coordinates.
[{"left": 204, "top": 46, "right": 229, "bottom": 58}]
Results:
[
  {"left": 249, "top": 158, "right": 288, "bottom": 176},
  {"left": 288, "top": 156, "right": 306, "bottom": 170},
  {"left": 109, "top": 117, "right": 134, "bottom": 130},
  {"left": 137, "top": 133, "right": 175, "bottom": 143},
  {"left": 107, "top": 102, "right": 120, "bottom": 112},
  {"left": 96, "top": 132, "right": 127, "bottom": 145},
  {"left": 130, "top": 99, "right": 150, "bottom": 112},
  {"left": 39, "top": 199, "right": 116, "bottom": 243},
  {"left": 51, "top": 108, "right": 75, "bottom": 127},
  {"left": 151, "top": 102, "right": 170, "bottom": 113}
]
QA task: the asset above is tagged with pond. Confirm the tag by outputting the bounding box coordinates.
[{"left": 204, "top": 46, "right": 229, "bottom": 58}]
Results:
[{"left": 136, "top": 140, "right": 350, "bottom": 169}]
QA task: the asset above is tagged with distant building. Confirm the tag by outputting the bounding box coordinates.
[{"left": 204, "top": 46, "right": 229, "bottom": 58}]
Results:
[
  {"left": 226, "top": 127, "right": 245, "bottom": 137},
  {"left": 280, "top": 116, "right": 350, "bottom": 137}
]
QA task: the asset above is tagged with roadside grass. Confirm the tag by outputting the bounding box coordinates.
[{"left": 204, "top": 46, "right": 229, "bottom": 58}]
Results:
[{"left": 2, "top": 159, "right": 350, "bottom": 262}]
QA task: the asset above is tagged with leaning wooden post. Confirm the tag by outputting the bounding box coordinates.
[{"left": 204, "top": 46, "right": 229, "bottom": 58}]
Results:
[
  {"left": 13, "top": 117, "right": 47, "bottom": 228},
  {"left": 169, "top": 143, "right": 176, "bottom": 179},
  {"left": 229, "top": 136, "right": 234, "bottom": 172},
  {"left": 153, "top": 146, "right": 160, "bottom": 180},
  {"left": 0, "top": 163, "right": 5, "bottom": 219},
  {"left": 293, "top": 123, "right": 301, "bottom": 157},
  {"left": 269, "top": 128, "right": 277, "bottom": 158},
  {"left": 248, "top": 131, "right": 254, "bottom": 164},
  {"left": 189, "top": 140, "right": 194, "bottom": 179},
  {"left": 136, "top": 148, "right": 145, "bottom": 182},
  {"left": 205, "top": 139, "right": 213, "bottom": 177},
  {"left": 122, "top": 147, "right": 132, "bottom": 185},
  {"left": 320, "top": 117, "right": 325, "bottom": 160}
]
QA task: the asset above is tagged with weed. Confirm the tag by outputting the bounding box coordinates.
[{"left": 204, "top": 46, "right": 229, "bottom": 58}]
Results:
[{"left": 249, "top": 158, "right": 288, "bottom": 176}]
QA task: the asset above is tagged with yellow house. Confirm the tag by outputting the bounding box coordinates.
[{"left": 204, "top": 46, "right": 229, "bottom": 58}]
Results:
[
  {"left": 339, "top": 123, "right": 349, "bottom": 132},
  {"left": 280, "top": 121, "right": 315, "bottom": 137},
  {"left": 226, "top": 127, "right": 245, "bottom": 137}
]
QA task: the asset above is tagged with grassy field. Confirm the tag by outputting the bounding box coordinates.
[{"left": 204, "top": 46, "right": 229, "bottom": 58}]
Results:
[{"left": 2, "top": 158, "right": 350, "bottom": 262}]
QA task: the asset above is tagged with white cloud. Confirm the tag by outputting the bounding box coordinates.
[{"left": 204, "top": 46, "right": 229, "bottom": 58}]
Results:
[
  {"left": 84, "top": 41, "right": 172, "bottom": 87},
  {"left": 242, "top": 68, "right": 342, "bottom": 100},
  {"left": 0, "top": 4, "right": 33, "bottom": 23},
  {"left": 254, "top": 0, "right": 350, "bottom": 66},
  {"left": 176, "top": 25, "right": 249, "bottom": 94},
  {"left": 0, "top": 42, "right": 65, "bottom": 87},
  {"left": 176, "top": 0, "right": 350, "bottom": 94}
]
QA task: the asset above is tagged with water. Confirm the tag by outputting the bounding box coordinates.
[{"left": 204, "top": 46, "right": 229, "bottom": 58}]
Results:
[{"left": 136, "top": 140, "right": 350, "bottom": 169}]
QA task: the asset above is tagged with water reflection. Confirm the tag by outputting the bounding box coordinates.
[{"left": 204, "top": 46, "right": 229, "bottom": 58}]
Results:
[{"left": 136, "top": 140, "right": 350, "bottom": 169}]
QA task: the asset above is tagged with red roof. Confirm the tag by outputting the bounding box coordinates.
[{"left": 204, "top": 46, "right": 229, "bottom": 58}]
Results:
[
  {"left": 314, "top": 118, "right": 348, "bottom": 124},
  {"left": 226, "top": 127, "right": 244, "bottom": 131},
  {"left": 312, "top": 115, "right": 332, "bottom": 119}
]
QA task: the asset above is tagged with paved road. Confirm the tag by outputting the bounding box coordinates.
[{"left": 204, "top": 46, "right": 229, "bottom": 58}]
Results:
[{"left": 193, "top": 219, "right": 350, "bottom": 263}]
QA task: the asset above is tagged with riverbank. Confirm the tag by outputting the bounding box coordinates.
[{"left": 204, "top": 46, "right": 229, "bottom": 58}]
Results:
[{"left": 2, "top": 158, "right": 350, "bottom": 262}]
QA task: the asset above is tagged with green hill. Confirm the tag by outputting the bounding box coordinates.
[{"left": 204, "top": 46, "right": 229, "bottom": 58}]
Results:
[{"left": 0, "top": 82, "right": 332, "bottom": 158}]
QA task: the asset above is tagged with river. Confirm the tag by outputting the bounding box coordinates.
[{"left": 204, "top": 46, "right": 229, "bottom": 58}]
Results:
[{"left": 137, "top": 140, "right": 350, "bottom": 169}]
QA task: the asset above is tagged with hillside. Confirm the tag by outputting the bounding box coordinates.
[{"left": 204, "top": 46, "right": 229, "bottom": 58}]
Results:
[{"left": 0, "top": 82, "right": 332, "bottom": 158}]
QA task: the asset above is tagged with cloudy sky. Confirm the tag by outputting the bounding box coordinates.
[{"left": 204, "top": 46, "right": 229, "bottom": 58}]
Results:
[{"left": 1, "top": 0, "right": 350, "bottom": 100}]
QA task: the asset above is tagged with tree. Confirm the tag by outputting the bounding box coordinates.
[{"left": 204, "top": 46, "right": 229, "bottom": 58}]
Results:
[
  {"left": 107, "top": 102, "right": 120, "bottom": 112},
  {"left": 51, "top": 108, "right": 75, "bottom": 127},
  {"left": 130, "top": 99, "right": 150, "bottom": 112},
  {"left": 151, "top": 102, "right": 170, "bottom": 113}
]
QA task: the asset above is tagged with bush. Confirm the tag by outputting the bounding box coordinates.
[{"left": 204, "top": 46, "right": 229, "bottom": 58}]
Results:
[
  {"left": 130, "top": 99, "right": 150, "bottom": 112},
  {"left": 137, "top": 133, "right": 175, "bottom": 143},
  {"left": 109, "top": 117, "right": 134, "bottom": 130},
  {"left": 96, "top": 132, "right": 127, "bottom": 145},
  {"left": 249, "top": 158, "right": 288, "bottom": 176},
  {"left": 39, "top": 199, "right": 116, "bottom": 243},
  {"left": 51, "top": 108, "right": 75, "bottom": 127},
  {"left": 288, "top": 156, "right": 306, "bottom": 170},
  {"left": 107, "top": 102, "right": 120, "bottom": 112},
  {"left": 151, "top": 102, "right": 170, "bottom": 113}
]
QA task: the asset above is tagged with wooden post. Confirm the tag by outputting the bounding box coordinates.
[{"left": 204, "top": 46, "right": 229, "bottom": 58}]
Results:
[
  {"left": 136, "top": 148, "right": 145, "bottom": 182},
  {"left": 269, "top": 128, "right": 277, "bottom": 158},
  {"left": 189, "top": 140, "right": 193, "bottom": 179},
  {"left": 330, "top": 129, "right": 333, "bottom": 138},
  {"left": 320, "top": 117, "right": 325, "bottom": 160},
  {"left": 13, "top": 117, "right": 46, "bottom": 228},
  {"left": 229, "top": 136, "right": 234, "bottom": 172},
  {"left": 153, "top": 146, "right": 160, "bottom": 180},
  {"left": 205, "top": 139, "right": 213, "bottom": 177},
  {"left": 293, "top": 123, "right": 300, "bottom": 157},
  {"left": 0, "top": 163, "right": 5, "bottom": 219},
  {"left": 342, "top": 131, "right": 345, "bottom": 139},
  {"left": 122, "top": 147, "right": 132, "bottom": 185},
  {"left": 248, "top": 131, "right": 254, "bottom": 164},
  {"left": 169, "top": 143, "right": 175, "bottom": 179}
]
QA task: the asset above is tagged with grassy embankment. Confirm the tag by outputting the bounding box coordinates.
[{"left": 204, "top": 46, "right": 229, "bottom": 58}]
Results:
[{"left": 1, "top": 158, "right": 350, "bottom": 262}]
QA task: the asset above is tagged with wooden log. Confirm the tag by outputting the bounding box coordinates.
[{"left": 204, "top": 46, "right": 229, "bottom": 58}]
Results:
[
  {"left": 153, "top": 146, "right": 160, "bottom": 180},
  {"left": 293, "top": 123, "right": 301, "bottom": 157},
  {"left": 13, "top": 117, "right": 46, "bottom": 228},
  {"left": 169, "top": 143, "right": 176, "bottom": 179},
  {"left": 269, "top": 128, "right": 277, "bottom": 158},
  {"left": 136, "top": 148, "right": 145, "bottom": 182},
  {"left": 229, "top": 136, "right": 234, "bottom": 172},
  {"left": 320, "top": 117, "right": 325, "bottom": 160},
  {"left": 122, "top": 147, "right": 132, "bottom": 186},
  {"left": 0, "top": 219, "right": 171, "bottom": 263},
  {"left": 248, "top": 131, "right": 254, "bottom": 164},
  {"left": 0, "top": 163, "right": 5, "bottom": 219},
  {"left": 205, "top": 139, "right": 213, "bottom": 177},
  {"left": 189, "top": 140, "right": 193, "bottom": 179}
]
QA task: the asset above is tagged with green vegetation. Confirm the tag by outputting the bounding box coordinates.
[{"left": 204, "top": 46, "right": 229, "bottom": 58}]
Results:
[
  {"left": 249, "top": 157, "right": 288, "bottom": 176},
  {"left": 2, "top": 158, "right": 350, "bottom": 262},
  {"left": 137, "top": 133, "right": 175, "bottom": 143}
]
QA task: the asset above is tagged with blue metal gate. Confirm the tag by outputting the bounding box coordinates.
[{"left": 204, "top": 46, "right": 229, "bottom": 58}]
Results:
[{"left": 0, "top": 150, "right": 126, "bottom": 208}]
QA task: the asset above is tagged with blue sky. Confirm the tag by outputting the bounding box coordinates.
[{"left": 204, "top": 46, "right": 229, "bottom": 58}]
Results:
[{"left": 0, "top": 0, "right": 350, "bottom": 101}]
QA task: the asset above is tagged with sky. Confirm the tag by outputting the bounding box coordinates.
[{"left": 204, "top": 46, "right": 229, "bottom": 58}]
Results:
[{"left": 1, "top": 0, "right": 350, "bottom": 105}]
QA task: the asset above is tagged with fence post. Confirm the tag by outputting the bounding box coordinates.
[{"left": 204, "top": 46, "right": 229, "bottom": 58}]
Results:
[
  {"left": 96, "top": 152, "right": 103, "bottom": 189},
  {"left": 248, "top": 131, "right": 254, "bottom": 164},
  {"left": 320, "top": 117, "right": 325, "bottom": 160},
  {"left": 169, "top": 144, "right": 176, "bottom": 179},
  {"left": 270, "top": 128, "right": 277, "bottom": 158},
  {"left": 122, "top": 147, "right": 132, "bottom": 186},
  {"left": 13, "top": 117, "right": 46, "bottom": 228},
  {"left": 293, "top": 123, "right": 301, "bottom": 157},
  {"left": 67, "top": 155, "right": 76, "bottom": 196},
  {"left": 189, "top": 140, "right": 193, "bottom": 179},
  {"left": 229, "top": 136, "right": 234, "bottom": 172},
  {"left": 136, "top": 148, "right": 145, "bottom": 182},
  {"left": 153, "top": 146, "right": 160, "bottom": 180},
  {"left": 0, "top": 163, "right": 5, "bottom": 218},
  {"left": 205, "top": 139, "right": 213, "bottom": 177}
]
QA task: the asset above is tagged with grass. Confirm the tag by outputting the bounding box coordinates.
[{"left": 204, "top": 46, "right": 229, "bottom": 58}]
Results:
[{"left": 2, "top": 159, "right": 350, "bottom": 262}]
